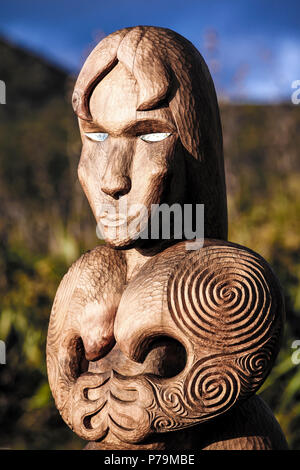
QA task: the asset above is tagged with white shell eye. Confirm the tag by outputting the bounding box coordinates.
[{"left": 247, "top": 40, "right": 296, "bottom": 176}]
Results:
[
  {"left": 140, "top": 132, "right": 171, "bottom": 142},
  {"left": 84, "top": 132, "right": 108, "bottom": 142}
]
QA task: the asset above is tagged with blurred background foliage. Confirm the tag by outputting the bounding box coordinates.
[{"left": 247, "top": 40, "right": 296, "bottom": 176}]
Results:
[{"left": 0, "top": 37, "right": 300, "bottom": 449}]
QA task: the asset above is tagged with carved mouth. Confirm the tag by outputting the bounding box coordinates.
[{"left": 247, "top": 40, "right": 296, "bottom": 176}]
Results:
[
  {"left": 101, "top": 219, "right": 127, "bottom": 228},
  {"left": 99, "top": 214, "right": 127, "bottom": 227},
  {"left": 98, "top": 204, "right": 148, "bottom": 232}
]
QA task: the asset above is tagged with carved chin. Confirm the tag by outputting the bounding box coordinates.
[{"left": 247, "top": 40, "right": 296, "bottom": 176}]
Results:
[
  {"left": 98, "top": 218, "right": 150, "bottom": 249},
  {"left": 102, "top": 233, "right": 141, "bottom": 250}
]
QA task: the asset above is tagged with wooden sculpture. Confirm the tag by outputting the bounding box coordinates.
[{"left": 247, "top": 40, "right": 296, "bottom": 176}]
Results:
[{"left": 46, "top": 26, "right": 288, "bottom": 450}]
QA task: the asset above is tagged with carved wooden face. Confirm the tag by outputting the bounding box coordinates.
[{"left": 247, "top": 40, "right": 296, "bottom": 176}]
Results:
[{"left": 77, "top": 62, "right": 186, "bottom": 248}]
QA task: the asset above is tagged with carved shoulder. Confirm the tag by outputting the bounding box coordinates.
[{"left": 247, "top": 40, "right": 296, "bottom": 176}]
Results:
[
  {"left": 46, "top": 245, "right": 127, "bottom": 422},
  {"left": 48, "top": 245, "right": 127, "bottom": 335}
]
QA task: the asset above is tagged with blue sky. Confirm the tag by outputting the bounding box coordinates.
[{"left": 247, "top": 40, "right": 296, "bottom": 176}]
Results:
[{"left": 0, "top": 0, "right": 299, "bottom": 102}]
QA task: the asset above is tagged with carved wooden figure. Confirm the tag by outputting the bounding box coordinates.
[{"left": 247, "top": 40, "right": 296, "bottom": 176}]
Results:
[{"left": 47, "top": 26, "right": 288, "bottom": 450}]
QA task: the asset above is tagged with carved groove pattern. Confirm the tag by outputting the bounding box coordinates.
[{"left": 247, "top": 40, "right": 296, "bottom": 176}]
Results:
[
  {"left": 47, "top": 242, "right": 284, "bottom": 443},
  {"left": 185, "top": 359, "right": 240, "bottom": 412},
  {"left": 142, "top": 244, "right": 284, "bottom": 432},
  {"left": 167, "top": 246, "right": 277, "bottom": 353}
]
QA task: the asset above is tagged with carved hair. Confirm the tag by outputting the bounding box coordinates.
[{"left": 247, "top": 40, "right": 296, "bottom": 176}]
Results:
[{"left": 72, "top": 26, "right": 228, "bottom": 239}]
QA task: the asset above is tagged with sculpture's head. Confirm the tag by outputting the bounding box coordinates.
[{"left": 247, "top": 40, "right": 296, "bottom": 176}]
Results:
[{"left": 72, "top": 26, "right": 227, "bottom": 248}]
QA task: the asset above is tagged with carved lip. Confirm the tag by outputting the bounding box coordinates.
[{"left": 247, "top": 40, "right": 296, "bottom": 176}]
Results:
[
  {"left": 100, "top": 217, "right": 127, "bottom": 227},
  {"left": 99, "top": 211, "right": 127, "bottom": 227},
  {"left": 100, "top": 212, "right": 146, "bottom": 230}
]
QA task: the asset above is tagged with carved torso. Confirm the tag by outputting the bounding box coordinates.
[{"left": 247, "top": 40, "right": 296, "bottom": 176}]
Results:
[{"left": 47, "top": 240, "right": 287, "bottom": 449}]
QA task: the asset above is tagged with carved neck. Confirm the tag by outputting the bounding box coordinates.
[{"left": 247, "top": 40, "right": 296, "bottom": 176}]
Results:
[{"left": 124, "top": 239, "right": 178, "bottom": 282}]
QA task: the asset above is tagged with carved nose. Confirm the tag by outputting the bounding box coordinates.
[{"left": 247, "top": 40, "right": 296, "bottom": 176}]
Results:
[{"left": 101, "top": 175, "right": 131, "bottom": 199}]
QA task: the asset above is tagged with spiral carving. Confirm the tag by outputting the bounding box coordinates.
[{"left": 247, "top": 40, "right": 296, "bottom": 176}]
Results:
[
  {"left": 152, "top": 414, "right": 182, "bottom": 432},
  {"left": 151, "top": 380, "right": 189, "bottom": 418},
  {"left": 236, "top": 330, "right": 281, "bottom": 397},
  {"left": 167, "top": 245, "right": 279, "bottom": 355},
  {"left": 184, "top": 358, "right": 240, "bottom": 416}
]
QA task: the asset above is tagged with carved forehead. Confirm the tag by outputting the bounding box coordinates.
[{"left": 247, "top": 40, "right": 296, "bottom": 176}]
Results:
[{"left": 89, "top": 62, "right": 175, "bottom": 134}]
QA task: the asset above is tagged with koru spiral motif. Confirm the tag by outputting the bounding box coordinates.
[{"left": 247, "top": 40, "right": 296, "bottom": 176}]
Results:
[{"left": 137, "top": 240, "right": 283, "bottom": 434}]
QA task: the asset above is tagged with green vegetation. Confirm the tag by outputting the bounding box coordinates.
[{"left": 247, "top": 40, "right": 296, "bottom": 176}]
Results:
[
  {"left": 222, "top": 104, "right": 300, "bottom": 449},
  {"left": 0, "top": 38, "right": 300, "bottom": 449}
]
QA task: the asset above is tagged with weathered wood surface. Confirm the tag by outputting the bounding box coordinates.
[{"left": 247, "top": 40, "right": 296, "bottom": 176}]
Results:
[{"left": 47, "top": 26, "right": 287, "bottom": 450}]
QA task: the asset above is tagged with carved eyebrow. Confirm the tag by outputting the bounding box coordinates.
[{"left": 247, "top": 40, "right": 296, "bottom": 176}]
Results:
[
  {"left": 80, "top": 118, "right": 176, "bottom": 136},
  {"left": 116, "top": 119, "right": 176, "bottom": 136},
  {"left": 79, "top": 119, "right": 107, "bottom": 133}
]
